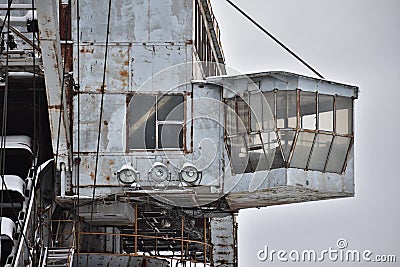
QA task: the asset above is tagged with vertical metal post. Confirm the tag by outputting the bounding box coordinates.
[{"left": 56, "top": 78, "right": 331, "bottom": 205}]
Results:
[
  {"left": 134, "top": 203, "right": 138, "bottom": 255},
  {"left": 211, "top": 215, "right": 236, "bottom": 267},
  {"left": 296, "top": 89, "right": 300, "bottom": 129},
  {"left": 155, "top": 233, "right": 158, "bottom": 255},
  {"left": 203, "top": 217, "right": 207, "bottom": 266},
  {"left": 181, "top": 216, "right": 184, "bottom": 262}
]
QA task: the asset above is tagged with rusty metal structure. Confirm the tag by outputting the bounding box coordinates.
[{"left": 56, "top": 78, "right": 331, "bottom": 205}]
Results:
[{"left": 0, "top": 0, "right": 358, "bottom": 266}]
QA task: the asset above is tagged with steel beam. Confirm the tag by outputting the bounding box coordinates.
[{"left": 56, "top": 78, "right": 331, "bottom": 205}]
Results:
[{"left": 36, "top": 0, "right": 72, "bottom": 177}]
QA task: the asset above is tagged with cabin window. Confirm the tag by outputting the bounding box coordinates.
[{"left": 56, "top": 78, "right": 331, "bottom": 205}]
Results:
[
  {"left": 276, "top": 90, "right": 297, "bottom": 129},
  {"left": 325, "top": 136, "right": 351, "bottom": 173},
  {"left": 224, "top": 89, "right": 354, "bottom": 174},
  {"left": 336, "top": 96, "right": 353, "bottom": 135},
  {"left": 308, "top": 134, "right": 333, "bottom": 171},
  {"left": 300, "top": 91, "right": 317, "bottom": 130},
  {"left": 290, "top": 131, "right": 315, "bottom": 169},
  {"left": 318, "top": 94, "right": 334, "bottom": 131},
  {"left": 128, "top": 94, "right": 184, "bottom": 150},
  {"left": 224, "top": 94, "right": 277, "bottom": 174}
]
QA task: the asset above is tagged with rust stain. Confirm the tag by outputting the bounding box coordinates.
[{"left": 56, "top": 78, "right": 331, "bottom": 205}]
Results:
[
  {"left": 124, "top": 60, "right": 129, "bottom": 66},
  {"left": 109, "top": 159, "right": 114, "bottom": 165},
  {"left": 44, "top": 29, "right": 53, "bottom": 38},
  {"left": 120, "top": 70, "right": 129, "bottom": 77},
  {"left": 90, "top": 172, "right": 95, "bottom": 180},
  {"left": 48, "top": 104, "right": 62, "bottom": 109},
  {"left": 105, "top": 176, "right": 111, "bottom": 182},
  {"left": 104, "top": 120, "right": 109, "bottom": 126},
  {"left": 97, "top": 85, "right": 106, "bottom": 93},
  {"left": 74, "top": 158, "right": 81, "bottom": 165},
  {"left": 80, "top": 47, "right": 94, "bottom": 53}
]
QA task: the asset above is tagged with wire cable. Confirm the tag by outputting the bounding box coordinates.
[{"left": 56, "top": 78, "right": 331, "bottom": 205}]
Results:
[
  {"left": 85, "top": 1, "right": 112, "bottom": 264},
  {"left": 30, "top": 1, "right": 45, "bottom": 265},
  {"left": 0, "top": 0, "right": 12, "bottom": 220},
  {"left": 90, "top": 0, "right": 112, "bottom": 221},
  {"left": 75, "top": 0, "right": 82, "bottom": 257},
  {"left": 225, "top": 0, "right": 325, "bottom": 79}
]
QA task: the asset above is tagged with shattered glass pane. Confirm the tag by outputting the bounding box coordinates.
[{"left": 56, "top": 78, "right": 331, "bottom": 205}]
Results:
[
  {"left": 277, "top": 130, "right": 296, "bottom": 162},
  {"left": 227, "top": 135, "right": 250, "bottom": 174},
  {"left": 249, "top": 148, "right": 269, "bottom": 171},
  {"left": 300, "top": 91, "right": 316, "bottom": 130},
  {"left": 261, "top": 131, "right": 279, "bottom": 167},
  {"left": 248, "top": 133, "right": 262, "bottom": 148}
]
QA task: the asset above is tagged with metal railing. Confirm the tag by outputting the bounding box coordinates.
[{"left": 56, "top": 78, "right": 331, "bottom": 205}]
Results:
[{"left": 78, "top": 228, "right": 212, "bottom": 265}]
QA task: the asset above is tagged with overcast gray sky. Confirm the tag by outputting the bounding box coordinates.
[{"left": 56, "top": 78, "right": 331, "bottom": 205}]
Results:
[{"left": 210, "top": 0, "right": 400, "bottom": 266}]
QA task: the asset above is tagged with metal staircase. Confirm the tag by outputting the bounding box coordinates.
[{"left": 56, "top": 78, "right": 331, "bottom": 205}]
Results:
[{"left": 40, "top": 247, "right": 74, "bottom": 267}]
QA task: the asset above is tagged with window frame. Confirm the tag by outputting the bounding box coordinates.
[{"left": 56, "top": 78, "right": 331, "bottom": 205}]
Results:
[
  {"left": 224, "top": 89, "right": 354, "bottom": 174},
  {"left": 127, "top": 93, "right": 187, "bottom": 152}
]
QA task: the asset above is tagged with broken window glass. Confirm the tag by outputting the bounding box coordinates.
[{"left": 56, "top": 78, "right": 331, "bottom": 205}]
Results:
[
  {"left": 248, "top": 132, "right": 262, "bottom": 149},
  {"left": 248, "top": 148, "right": 269, "bottom": 171},
  {"left": 300, "top": 91, "right": 316, "bottom": 130},
  {"left": 261, "top": 131, "right": 279, "bottom": 166},
  {"left": 277, "top": 130, "right": 296, "bottom": 162},
  {"left": 248, "top": 132, "right": 275, "bottom": 171},
  {"left": 227, "top": 135, "right": 250, "bottom": 174},
  {"left": 224, "top": 89, "right": 354, "bottom": 173}
]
